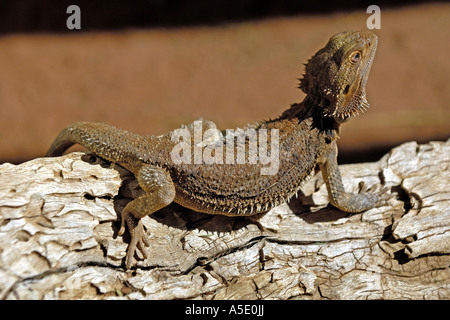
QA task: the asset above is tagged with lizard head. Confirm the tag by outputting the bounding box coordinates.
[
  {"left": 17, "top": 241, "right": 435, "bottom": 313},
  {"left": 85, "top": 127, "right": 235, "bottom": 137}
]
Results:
[{"left": 299, "top": 31, "right": 377, "bottom": 121}]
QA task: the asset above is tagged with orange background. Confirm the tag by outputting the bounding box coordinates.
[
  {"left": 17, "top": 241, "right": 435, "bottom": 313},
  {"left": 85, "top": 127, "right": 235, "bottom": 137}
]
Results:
[{"left": 0, "top": 2, "right": 448, "bottom": 163}]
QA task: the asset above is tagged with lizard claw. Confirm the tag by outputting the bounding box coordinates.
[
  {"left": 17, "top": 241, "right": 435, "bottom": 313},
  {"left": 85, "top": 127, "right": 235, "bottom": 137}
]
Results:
[
  {"left": 358, "top": 182, "right": 392, "bottom": 208},
  {"left": 357, "top": 181, "right": 378, "bottom": 194},
  {"left": 119, "top": 209, "right": 149, "bottom": 269}
]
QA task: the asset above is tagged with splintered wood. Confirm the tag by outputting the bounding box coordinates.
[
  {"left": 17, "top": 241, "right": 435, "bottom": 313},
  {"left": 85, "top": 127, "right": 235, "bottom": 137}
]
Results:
[{"left": 0, "top": 140, "right": 449, "bottom": 299}]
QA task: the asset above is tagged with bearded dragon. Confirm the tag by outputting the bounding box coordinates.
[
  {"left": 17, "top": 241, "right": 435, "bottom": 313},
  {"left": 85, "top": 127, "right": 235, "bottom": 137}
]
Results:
[{"left": 46, "top": 31, "right": 387, "bottom": 268}]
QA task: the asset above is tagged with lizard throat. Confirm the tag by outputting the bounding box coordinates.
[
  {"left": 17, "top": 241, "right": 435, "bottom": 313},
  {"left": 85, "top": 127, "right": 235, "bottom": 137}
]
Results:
[{"left": 327, "top": 59, "right": 376, "bottom": 119}]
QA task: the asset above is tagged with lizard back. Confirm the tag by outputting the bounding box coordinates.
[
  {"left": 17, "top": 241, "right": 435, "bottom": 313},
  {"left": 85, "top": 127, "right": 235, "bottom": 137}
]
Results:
[{"left": 159, "top": 107, "right": 323, "bottom": 216}]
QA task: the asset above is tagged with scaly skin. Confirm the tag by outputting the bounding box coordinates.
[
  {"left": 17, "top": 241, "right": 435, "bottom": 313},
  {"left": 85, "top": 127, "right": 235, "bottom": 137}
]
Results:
[{"left": 46, "top": 31, "right": 386, "bottom": 268}]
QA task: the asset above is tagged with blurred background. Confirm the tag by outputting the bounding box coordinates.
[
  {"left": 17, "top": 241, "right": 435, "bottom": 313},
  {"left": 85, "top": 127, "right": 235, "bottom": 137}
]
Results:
[{"left": 0, "top": 0, "right": 448, "bottom": 164}]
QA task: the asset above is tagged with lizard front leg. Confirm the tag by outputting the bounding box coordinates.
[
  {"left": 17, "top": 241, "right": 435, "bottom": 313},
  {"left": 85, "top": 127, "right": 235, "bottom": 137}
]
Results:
[
  {"left": 318, "top": 141, "right": 387, "bottom": 213},
  {"left": 119, "top": 164, "right": 175, "bottom": 268}
]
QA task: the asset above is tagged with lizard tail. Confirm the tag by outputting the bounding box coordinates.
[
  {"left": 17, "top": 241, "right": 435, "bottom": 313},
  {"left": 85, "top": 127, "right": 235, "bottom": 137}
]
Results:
[
  {"left": 45, "top": 124, "right": 80, "bottom": 157},
  {"left": 45, "top": 121, "right": 147, "bottom": 161}
]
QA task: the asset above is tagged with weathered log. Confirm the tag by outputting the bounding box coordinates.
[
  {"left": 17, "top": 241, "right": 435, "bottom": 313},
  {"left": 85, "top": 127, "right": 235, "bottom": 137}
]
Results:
[{"left": 0, "top": 140, "right": 448, "bottom": 299}]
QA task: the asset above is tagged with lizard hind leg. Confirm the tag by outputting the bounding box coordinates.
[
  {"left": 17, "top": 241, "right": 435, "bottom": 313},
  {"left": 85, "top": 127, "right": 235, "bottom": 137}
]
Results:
[{"left": 118, "top": 164, "right": 176, "bottom": 268}]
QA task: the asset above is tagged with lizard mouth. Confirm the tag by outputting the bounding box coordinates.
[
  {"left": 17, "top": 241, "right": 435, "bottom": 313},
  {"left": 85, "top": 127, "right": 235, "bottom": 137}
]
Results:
[{"left": 329, "top": 36, "right": 377, "bottom": 120}]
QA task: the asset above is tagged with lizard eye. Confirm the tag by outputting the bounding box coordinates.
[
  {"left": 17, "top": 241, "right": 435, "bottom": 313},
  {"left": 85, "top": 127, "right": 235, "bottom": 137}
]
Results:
[{"left": 350, "top": 51, "right": 362, "bottom": 62}]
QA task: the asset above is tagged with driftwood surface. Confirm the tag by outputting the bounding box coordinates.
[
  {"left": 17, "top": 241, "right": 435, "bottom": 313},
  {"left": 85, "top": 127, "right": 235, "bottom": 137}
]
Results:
[{"left": 0, "top": 140, "right": 449, "bottom": 300}]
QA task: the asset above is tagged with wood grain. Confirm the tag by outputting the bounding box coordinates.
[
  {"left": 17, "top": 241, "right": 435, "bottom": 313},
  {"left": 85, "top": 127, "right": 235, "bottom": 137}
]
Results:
[{"left": 0, "top": 140, "right": 448, "bottom": 299}]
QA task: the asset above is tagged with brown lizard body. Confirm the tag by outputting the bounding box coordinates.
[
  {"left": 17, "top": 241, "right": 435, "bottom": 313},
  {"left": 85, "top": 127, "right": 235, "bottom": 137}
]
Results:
[{"left": 46, "top": 31, "right": 386, "bottom": 268}]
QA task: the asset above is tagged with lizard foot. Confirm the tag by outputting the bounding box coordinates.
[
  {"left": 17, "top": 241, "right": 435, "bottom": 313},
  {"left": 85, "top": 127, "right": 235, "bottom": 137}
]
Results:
[
  {"left": 118, "top": 209, "right": 149, "bottom": 269},
  {"left": 358, "top": 181, "right": 392, "bottom": 208}
]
